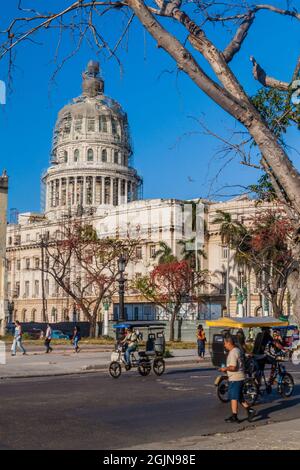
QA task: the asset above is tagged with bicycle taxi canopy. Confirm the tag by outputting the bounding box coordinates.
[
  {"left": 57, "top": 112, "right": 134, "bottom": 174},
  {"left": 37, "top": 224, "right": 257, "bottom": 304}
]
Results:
[{"left": 206, "top": 317, "right": 289, "bottom": 328}]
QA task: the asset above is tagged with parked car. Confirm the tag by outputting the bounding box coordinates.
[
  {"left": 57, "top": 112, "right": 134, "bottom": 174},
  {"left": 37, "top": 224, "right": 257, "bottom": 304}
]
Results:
[
  {"left": 51, "top": 330, "right": 70, "bottom": 340},
  {"left": 26, "top": 328, "right": 43, "bottom": 340}
]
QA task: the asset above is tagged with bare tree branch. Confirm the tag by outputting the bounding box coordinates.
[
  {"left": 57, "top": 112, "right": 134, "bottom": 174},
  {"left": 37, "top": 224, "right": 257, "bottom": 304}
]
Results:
[
  {"left": 223, "top": 12, "right": 255, "bottom": 63},
  {"left": 250, "top": 56, "right": 290, "bottom": 91}
]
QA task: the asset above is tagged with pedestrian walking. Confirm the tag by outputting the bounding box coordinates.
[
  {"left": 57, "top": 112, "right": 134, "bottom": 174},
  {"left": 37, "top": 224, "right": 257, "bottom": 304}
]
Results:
[
  {"left": 220, "top": 334, "right": 256, "bottom": 423},
  {"left": 11, "top": 321, "right": 26, "bottom": 356},
  {"left": 72, "top": 325, "right": 81, "bottom": 353},
  {"left": 197, "top": 324, "right": 206, "bottom": 359},
  {"left": 44, "top": 323, "right": 53, "bottom": 353}
]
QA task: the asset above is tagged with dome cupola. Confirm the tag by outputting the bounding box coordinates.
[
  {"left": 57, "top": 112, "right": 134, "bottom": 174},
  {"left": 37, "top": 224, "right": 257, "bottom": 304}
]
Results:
[{"left": 42, "top": 61, "right": 143, "bottom": 220}]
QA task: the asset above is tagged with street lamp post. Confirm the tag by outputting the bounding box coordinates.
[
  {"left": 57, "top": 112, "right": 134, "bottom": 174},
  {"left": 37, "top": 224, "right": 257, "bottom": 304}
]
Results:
[
  {"left": 102, "top": 296, "right": 111, "bottom": 337},
  {"left": 118, "top": 255, "right": 126, "bottom": 322},
  {"left": 7, "top": 299, "right": 14, "bottom": 323},
  {"left": 116, "top": 255, "right": 126, "bottom": 342}
]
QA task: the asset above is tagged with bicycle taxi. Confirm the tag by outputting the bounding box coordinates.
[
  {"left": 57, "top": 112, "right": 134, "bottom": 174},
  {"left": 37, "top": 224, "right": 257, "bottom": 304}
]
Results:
[
  {"left": 108, "top": 321, "right": 166, "bottom": 379},
  {"left": 206, "top": 316, "right": 294, "bottom": 405}
]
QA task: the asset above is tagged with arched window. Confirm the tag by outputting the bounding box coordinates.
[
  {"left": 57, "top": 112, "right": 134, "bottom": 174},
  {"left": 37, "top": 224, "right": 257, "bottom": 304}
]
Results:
[
  {"left": 31, "top": 309, "right": 36, "bottom": 322},
  {"left": 22, "top": 309, "right": 27, "bottom": 322},
  {"left": 64, "top": 151, "right": 68, "bottom": 163},
  {"left": 87, "top": 148, "right": 94, "bottom": 162},
  {"left": 99, "top": 115, "right": 107, "bottom": 132},
  {"left": 114, "top": 151, "right": 119, "bottom": 164},
  {"left": 102, "top": 149, "right": 107, "bottom": 162},
  {"left": 74, "top": 149, "right": 79, "bottom": 162}
]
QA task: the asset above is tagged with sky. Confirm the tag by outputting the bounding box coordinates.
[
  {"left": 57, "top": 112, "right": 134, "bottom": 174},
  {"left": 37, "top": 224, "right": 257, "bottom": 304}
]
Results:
[{"left": 0, "top": 1, "right": 299, "bottom": 217}]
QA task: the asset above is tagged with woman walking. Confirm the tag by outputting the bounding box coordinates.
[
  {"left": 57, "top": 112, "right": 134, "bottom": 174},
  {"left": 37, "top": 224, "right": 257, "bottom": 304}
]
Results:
[{"left": 11, "top": 321, "right": 26, "bottom": 356}]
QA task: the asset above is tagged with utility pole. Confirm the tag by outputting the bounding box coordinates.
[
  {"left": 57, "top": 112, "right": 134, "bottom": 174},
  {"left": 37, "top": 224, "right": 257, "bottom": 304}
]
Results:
[{"left": 40, "top": 236, "right": 47, "bottom": 322}]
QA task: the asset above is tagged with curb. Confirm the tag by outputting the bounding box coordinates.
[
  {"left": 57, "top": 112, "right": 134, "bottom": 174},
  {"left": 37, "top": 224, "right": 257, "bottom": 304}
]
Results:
[{"left": 0, "top": 358, "right": 211, "bottom": 380}]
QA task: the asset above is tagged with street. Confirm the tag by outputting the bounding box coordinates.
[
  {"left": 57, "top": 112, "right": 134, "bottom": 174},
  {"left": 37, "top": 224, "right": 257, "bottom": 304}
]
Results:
[{"left": 1, "top": 363, "right": 300, "bottom": 450}]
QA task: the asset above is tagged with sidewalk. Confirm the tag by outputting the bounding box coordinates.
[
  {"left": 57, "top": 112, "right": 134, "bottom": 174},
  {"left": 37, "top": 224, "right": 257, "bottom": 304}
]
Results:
[
  {"left": 0, "top": 347, "right": 205, "bottom": 379},
  {"left": 126, "top": 418, "right": 300, "bottom": 450}
]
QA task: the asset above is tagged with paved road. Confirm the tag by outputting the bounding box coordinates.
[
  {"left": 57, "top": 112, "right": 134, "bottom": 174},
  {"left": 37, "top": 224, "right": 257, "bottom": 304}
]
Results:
[
  {"left": 0, "top": 364, "right": 300, "bottom": 450},
  {"left": 0, "top": 348, "right": 199, "bottom": 378}
]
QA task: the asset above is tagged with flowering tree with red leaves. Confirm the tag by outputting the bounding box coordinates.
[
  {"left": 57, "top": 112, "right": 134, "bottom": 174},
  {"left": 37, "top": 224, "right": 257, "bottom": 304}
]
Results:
[
  {"left": 233, "top": 210, "right": 294, "bottom": 318},
  {"left": 135, "top": 260, "right": 209, "bottom": 341},
  {"left": 41, "top": 221, "right": 138, "bottom": 337}
]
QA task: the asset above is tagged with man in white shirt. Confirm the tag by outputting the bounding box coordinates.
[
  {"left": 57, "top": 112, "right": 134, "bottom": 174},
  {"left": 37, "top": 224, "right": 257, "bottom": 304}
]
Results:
[
  {"left": 219, "top": 334, "right": 256, "bottom": 423},
  {"left": 45, "top": 323, "right": 53, "bottom": 353}
]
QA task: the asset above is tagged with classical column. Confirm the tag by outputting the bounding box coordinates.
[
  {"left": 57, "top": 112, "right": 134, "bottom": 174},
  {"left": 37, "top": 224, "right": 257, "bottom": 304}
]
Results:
[
  {"left": 110, "top": 177, "right": 114, "bottom": 205},
  {"left": 59, "top": 178, "right": 62, "bottom": 208},
  {"left": 93, "top": 176, "right": 96, "bottom": 205},
  {"left": 66, "top": 177, "right": 70, "bottom": 207},
  {"left": 125, "top": 180, "right": 128, "bottom": 203},
  {"left": 83, "top": 176, "right": 87, "bottom": 207},
  {"left": 101, "top": 176, "right": 105, "bottom": 205},
  {"left": 118, "top": 179, "right": 122, "bottom": 205}
]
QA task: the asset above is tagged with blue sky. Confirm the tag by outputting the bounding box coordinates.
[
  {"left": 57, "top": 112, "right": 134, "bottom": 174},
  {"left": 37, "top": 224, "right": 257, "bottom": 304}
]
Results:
[{"left": 0, "top": 1, "right": 299, "bottom": 215}]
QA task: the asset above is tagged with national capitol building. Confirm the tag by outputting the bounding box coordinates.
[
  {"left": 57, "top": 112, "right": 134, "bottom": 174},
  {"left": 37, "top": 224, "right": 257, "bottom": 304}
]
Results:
[{"left": 2, "top": 61, "right": 279, "bottom": 328}]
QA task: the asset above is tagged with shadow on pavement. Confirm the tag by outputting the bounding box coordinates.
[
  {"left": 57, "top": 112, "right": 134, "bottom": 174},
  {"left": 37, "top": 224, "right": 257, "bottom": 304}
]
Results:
[
  {"left": 252, "top": 385, "right": 300, "bottom": 422},
  {"left": 166, "top": 367, "right": 215, "bottom": 375}
]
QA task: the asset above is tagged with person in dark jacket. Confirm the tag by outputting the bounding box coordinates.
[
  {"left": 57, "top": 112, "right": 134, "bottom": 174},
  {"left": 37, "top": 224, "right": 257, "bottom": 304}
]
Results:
[{"left": 72, "top": 325, "right": 81, "bottom": 353}]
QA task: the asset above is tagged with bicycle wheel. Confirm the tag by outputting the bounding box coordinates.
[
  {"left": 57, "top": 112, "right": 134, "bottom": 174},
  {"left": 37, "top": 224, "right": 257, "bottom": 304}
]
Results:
[
  {"left": 109, "top": 361, "right": 121, "bottom": 379},
  {"left": 138, "top": 361, "right": 151, "bottom": 376},
  {"left": 242, "top": 378, "right": 259, "bottom": 406},
  {"left": 278, "top": 372, "right": 294, "bottom": 398},
  {"left": 217, "top": 376, "right": 229, "bottom": 403},
  {"left": 153, "top": 358, "right": 165, "bottom": 376}
]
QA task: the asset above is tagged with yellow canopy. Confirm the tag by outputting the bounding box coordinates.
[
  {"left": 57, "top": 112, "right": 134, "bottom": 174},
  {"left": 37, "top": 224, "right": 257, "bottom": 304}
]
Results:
[{"left": 206, "top": 316, "right": 289, "bottom": 328}]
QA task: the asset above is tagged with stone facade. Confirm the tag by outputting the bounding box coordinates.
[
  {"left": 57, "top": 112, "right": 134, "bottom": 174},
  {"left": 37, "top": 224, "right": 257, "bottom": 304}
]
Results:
[
  {"left": 0, "top": 170, "right": 8, "bottom": 333},
  {"left": 5, "top": 61, "right": 278, "bottom": 327}
]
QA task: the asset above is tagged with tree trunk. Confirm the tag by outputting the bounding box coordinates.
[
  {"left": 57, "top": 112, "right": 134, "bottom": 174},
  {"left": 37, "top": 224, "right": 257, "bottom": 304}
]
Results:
[
  {"left": 271, "top": 296, "right": 281, "bottom": 318},
  {"left": 177, "top": 316, "right": 183, "bottom": 342},
  {"left": 287, "top": 268, "right": 300, "bottom": 324},
  {"left": 169, "top": 310, "right": 176, "bottom": 342},
  {"left": 89, "top": 315, "right": 97, "bottom": 338}
]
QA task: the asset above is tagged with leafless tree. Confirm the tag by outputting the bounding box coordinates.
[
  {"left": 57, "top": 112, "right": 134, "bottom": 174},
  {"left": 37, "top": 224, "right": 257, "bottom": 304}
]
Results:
[
  {"left": 41, "top": 220, "right": 138, "bottom": 336},
  {"left": 1, "top": 0, "right": 300, "bottom": 313}
]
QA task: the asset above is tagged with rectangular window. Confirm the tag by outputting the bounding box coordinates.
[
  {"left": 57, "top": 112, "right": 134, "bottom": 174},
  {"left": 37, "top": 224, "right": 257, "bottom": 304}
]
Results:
[
  {"left": 150, "top": 245, "right": 156, "bottom": 259},
  {"left": 136, "top": 247, "right": 142, "bottom": 260},
  {"left": 221, "top": 272, "right": 226, "bottom": 294},
  {"left": 87, "top": 119, "right": 95, "bottom": 132},
  {"left": 221, "top": 246, "right": 228, "bottom": 259},
  {"left": 25, "top": 281, "right": 30, "bottom": 298},
  {"left": 15, "top": 282, "right": 20, "bottom": 298},
  {"left": 26, "top": 234, "right": 30, "bottom": 242},
  {"left": 16, "top": 260, "right": 21, "bottom": 271},
  {"left": 35, "top": 258, "right": 40, "bottom": 269},
  {"left": 25, "top": 258, "right": 30, "bottom": 270},
  {"left": 34, "top": 280, "right": 39, "bottom": 297},
  {"left": 74, "top": 119, "right": 82, "bottom": 131}
]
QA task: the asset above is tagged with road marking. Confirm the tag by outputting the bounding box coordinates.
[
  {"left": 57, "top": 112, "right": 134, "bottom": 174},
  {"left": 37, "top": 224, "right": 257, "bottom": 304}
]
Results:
[{"left": 167, "top": 387, "right": 196, "bottom": 391}]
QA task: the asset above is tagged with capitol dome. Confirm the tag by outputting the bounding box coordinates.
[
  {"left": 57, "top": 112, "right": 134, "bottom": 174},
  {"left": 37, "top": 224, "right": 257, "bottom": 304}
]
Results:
[{"left": 43, "top": 61, "right": 143, "bottom": 219}]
